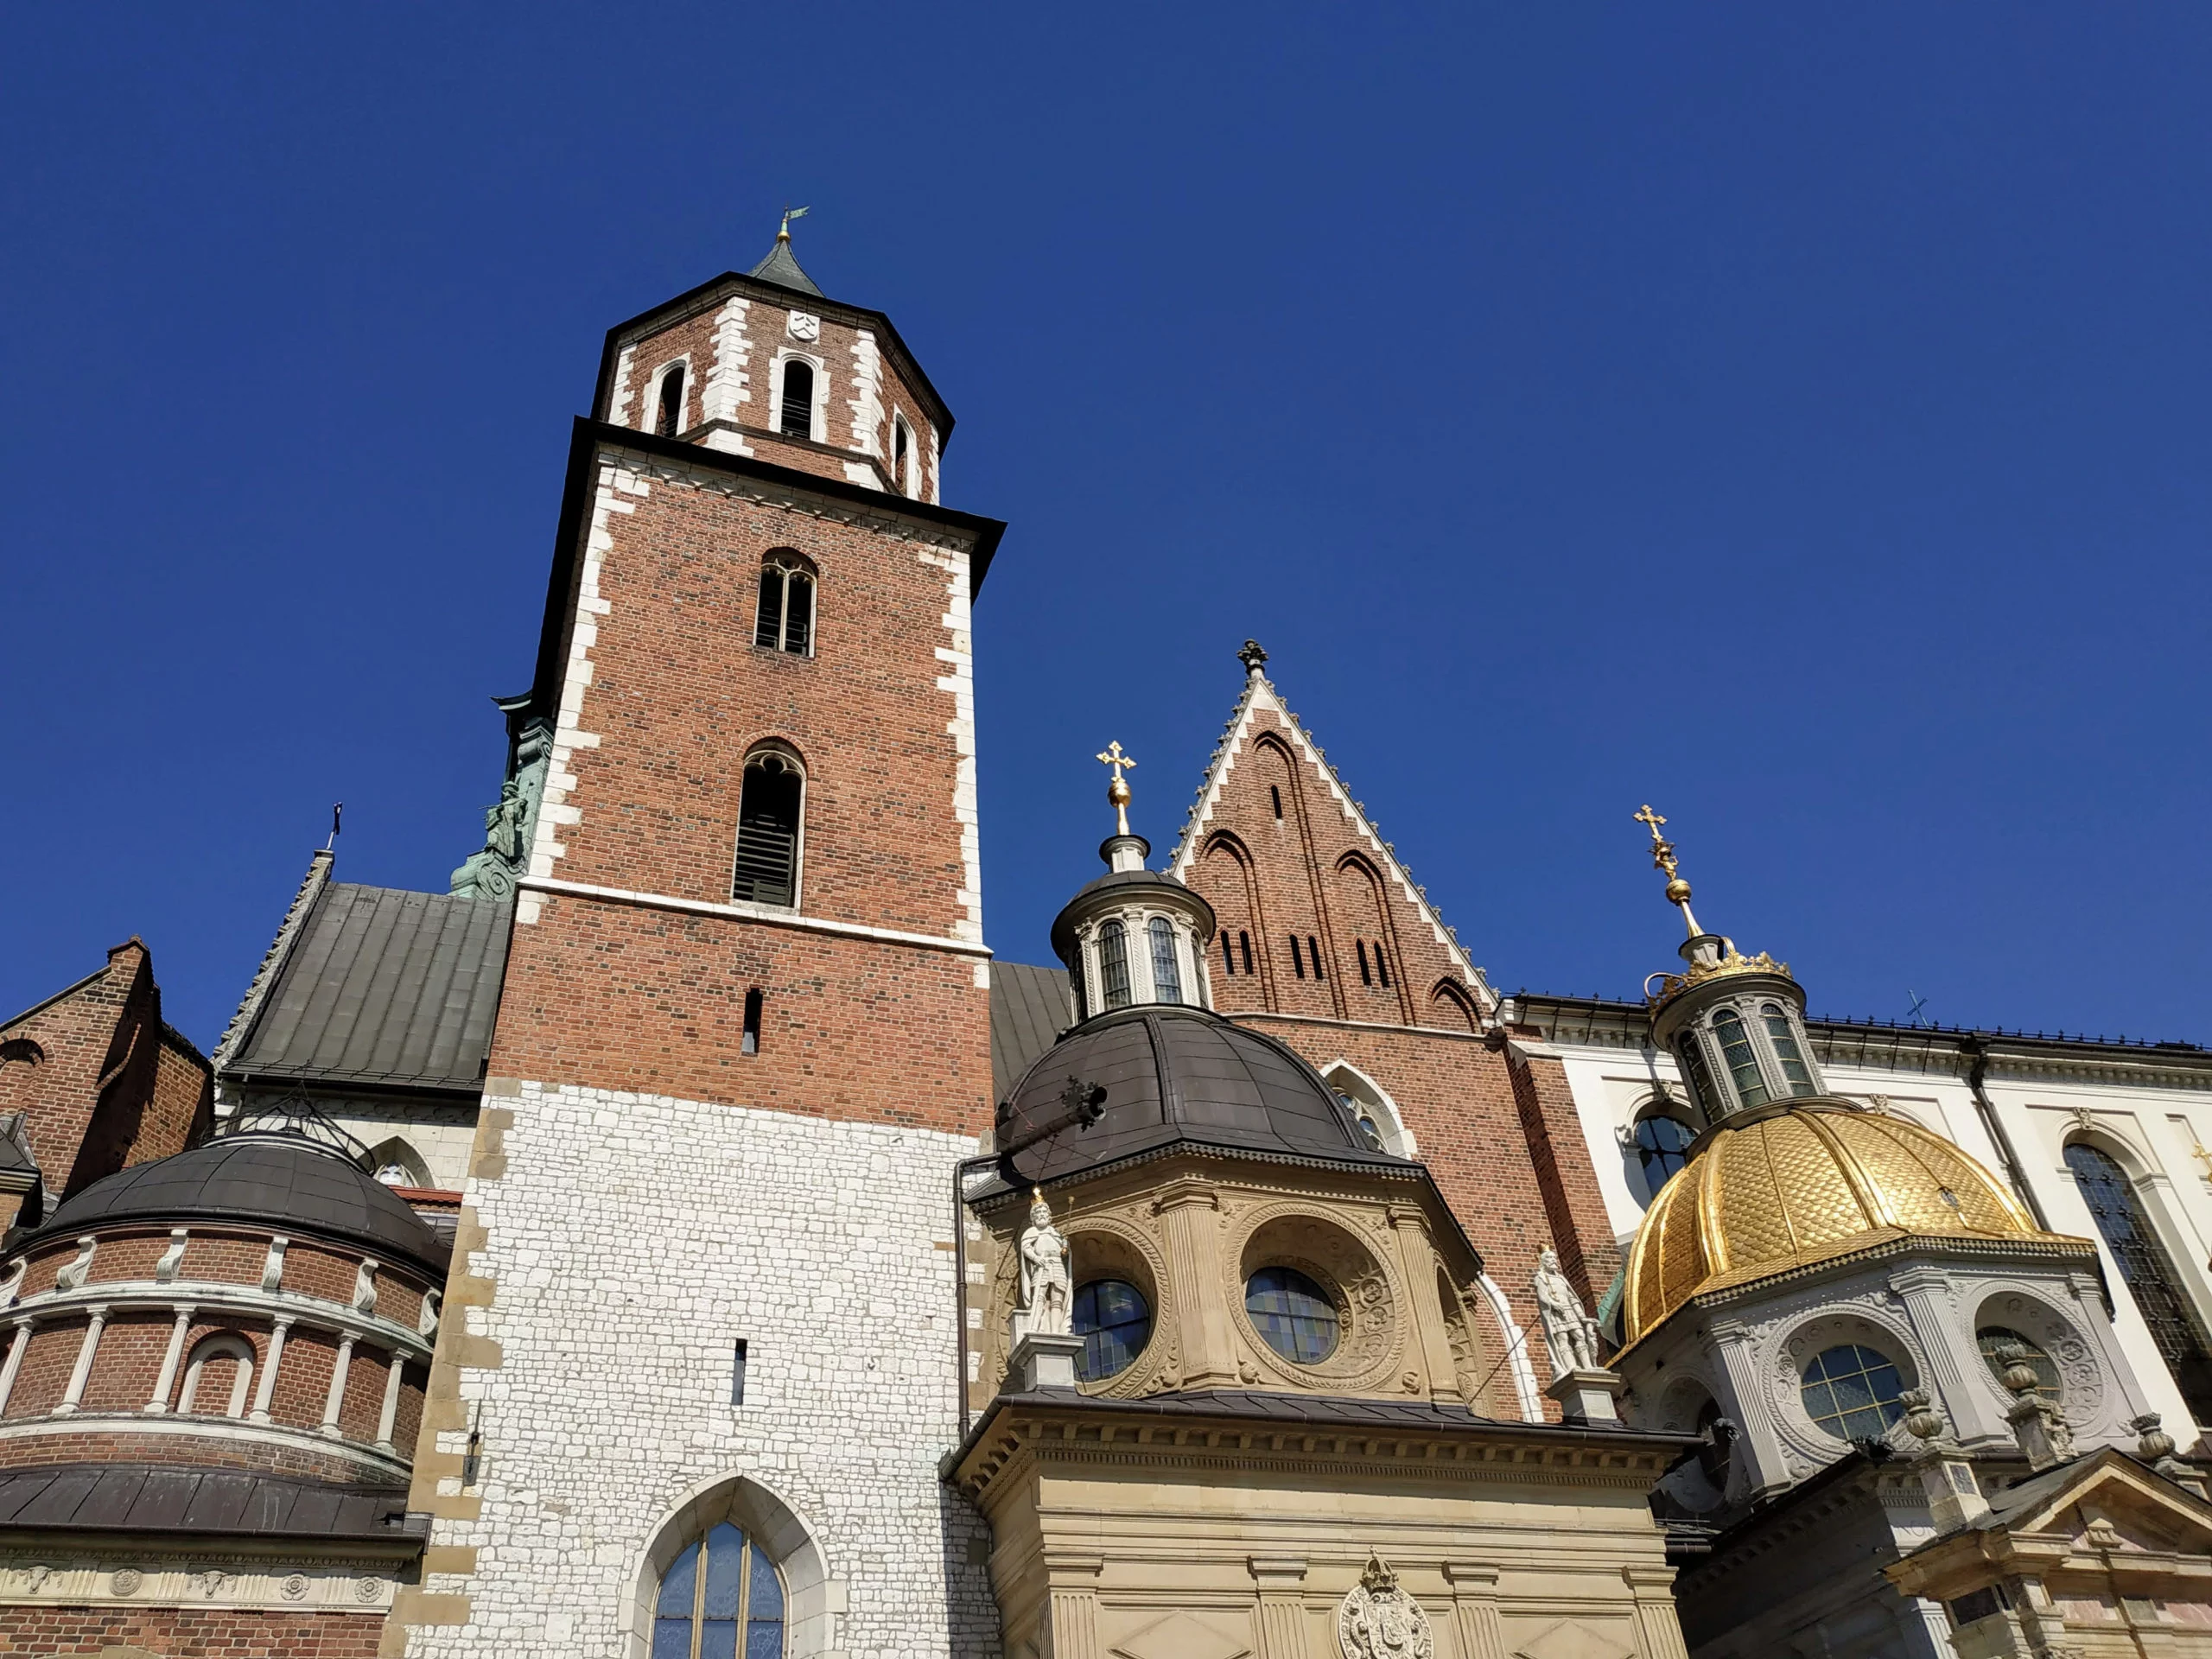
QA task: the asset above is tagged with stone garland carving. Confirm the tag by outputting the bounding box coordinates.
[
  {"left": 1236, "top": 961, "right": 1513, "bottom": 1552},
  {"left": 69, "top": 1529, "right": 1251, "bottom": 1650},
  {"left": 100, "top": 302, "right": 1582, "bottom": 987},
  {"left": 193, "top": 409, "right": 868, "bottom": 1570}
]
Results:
[
  {"left": 1769, "top": 1303, "right": 1928, "bottom": 1466},
  {"left": 1337, "top": 1552, "right": 1433, "bottom": 1659},
  {"left": 1231, "top": 1205, "right": 1406, "bottom": 1392}
]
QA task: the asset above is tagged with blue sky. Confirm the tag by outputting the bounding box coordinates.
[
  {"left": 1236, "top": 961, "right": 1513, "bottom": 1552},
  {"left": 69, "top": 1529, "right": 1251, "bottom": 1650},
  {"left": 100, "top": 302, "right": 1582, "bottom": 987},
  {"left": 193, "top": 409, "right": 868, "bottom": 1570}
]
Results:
[{"left": 3, "top": 5, "right": 2208, "bottom": 1051}]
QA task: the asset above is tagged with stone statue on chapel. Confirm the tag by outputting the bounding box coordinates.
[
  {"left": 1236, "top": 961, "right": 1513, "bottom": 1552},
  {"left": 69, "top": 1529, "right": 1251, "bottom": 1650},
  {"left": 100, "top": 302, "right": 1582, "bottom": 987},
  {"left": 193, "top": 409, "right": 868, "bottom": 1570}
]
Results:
[
  {"left": 484, "top": 779, "right": 527, "bottom": 862},
  {"left": 1532, "top": 1245, "right": 1602, "bottom": 1376},
  {"left": 1015, "top": 1189, "right": 1072, "bottom": 1340}
]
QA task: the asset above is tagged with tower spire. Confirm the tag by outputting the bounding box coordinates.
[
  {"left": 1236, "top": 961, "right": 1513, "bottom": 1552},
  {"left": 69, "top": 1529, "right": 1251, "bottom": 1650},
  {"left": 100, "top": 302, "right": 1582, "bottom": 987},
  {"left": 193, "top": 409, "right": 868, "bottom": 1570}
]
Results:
[{"left": 749, "top": 206, "right": 823, "bottom": 296}]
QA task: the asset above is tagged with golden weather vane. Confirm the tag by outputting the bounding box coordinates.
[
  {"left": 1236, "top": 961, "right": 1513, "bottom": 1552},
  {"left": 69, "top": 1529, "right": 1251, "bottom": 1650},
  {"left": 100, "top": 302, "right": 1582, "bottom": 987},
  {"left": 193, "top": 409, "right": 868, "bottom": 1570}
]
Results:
[
  {"left": 1096, "top": 741, "right": 1138, "bottom": 836},
  {"left": 779, "top": 204, "right": 810, "bottom": 241}
]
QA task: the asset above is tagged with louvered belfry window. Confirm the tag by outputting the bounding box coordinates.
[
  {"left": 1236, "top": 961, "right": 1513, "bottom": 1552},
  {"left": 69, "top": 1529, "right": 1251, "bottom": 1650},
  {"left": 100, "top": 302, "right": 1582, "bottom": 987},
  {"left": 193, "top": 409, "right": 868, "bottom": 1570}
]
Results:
[
  {"left": 732, "top": 751, "right": 802, "bottom": 908},
  {"left": 753, "top": 553, "right": 815, "bottom": 655},
  {"left": 779, "top": 359, "right": 814, "bottom": 438}
]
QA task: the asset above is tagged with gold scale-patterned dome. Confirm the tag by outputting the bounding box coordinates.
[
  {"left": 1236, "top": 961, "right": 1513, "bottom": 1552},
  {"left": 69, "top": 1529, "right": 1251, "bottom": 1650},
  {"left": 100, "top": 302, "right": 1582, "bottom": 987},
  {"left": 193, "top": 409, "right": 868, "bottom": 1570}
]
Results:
[{"left": 1621, "top": 1102, "right": 2093, "bottom": 1347}]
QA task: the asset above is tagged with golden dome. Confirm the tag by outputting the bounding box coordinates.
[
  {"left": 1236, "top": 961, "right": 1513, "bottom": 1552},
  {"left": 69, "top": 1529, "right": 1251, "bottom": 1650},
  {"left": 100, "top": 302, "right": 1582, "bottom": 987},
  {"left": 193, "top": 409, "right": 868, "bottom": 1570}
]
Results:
[{"left": 1621, "top": 1103, "right": 2094, "bottom": 1348}]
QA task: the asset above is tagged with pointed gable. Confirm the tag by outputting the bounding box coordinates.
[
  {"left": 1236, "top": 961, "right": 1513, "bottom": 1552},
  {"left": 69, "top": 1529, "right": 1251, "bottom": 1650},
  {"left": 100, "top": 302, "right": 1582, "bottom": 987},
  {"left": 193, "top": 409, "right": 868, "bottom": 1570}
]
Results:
[{"left": 1168, "top": 665, "right": 1495, "bottom": 1032}]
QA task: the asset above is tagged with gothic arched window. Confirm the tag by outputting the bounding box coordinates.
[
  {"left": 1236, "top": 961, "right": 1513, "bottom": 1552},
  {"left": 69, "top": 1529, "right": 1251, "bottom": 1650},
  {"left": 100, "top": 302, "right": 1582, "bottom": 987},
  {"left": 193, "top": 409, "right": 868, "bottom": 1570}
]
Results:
[
  {"left": 1147, "top": 918, "right": 1183, "bottom": 1004},
  {"left": 655, "top": 364, "right": 686, "bottom": 438},
  {"left": 779, "top": 359, "right": 814, "bottom": 438},
  {"left": 1096, "top": 921, "right": 1132, "bottom": 1011},
  {"left": 2064, "top": 1141, "right": 2212, "bottom": 1422},
  {"left": 1633, "top": 1113, "right": 1694, "bottom": 1193},
  {"left": 652, "top": 1521, "right": 785, "bottom": 1659},
  {"left": 732, "top": 750, "right": 803, "bottom": 908},
  {"left": 1711, "top": 1009, "right": 1770, "bottom": 1110},
  {"left": 753, "top": 552, "right": 815, "bottom": 656},
  {"left": 1761, "top": 1003, "right": 1819, "bottom": 1096},
  {"left": 893, "top": 411, "right": 913, "bottom": 495}
]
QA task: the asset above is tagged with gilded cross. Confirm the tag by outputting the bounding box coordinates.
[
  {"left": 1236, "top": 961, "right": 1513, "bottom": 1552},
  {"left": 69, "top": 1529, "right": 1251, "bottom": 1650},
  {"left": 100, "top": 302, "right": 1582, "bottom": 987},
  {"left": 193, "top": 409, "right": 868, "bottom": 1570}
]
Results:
[
  {"left": 1634, "top": 804, "right": 1679, "bottom": 878},
  {"left": 1096, "top": 742, "right": 1138, "bottom": 836}
]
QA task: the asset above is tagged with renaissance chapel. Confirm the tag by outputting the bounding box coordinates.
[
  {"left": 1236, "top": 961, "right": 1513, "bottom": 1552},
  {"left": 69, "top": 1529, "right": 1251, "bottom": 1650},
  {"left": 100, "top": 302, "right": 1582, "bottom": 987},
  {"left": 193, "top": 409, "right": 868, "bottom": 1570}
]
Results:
[{"left": 9, "top": 228, "right": 2212, "bottom": 1659}]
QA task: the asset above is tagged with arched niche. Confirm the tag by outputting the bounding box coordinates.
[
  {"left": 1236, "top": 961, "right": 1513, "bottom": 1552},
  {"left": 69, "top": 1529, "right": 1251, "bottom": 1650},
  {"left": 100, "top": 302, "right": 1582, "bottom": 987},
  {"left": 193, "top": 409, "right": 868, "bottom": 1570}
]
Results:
[{"left": 624, "top": 1471, "right": 839, "bottom": 1658}]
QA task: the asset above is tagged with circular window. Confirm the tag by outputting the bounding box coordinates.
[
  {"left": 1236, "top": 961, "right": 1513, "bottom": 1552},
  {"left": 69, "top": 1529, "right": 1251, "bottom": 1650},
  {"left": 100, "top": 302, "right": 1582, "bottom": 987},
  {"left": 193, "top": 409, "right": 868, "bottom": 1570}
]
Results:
[
  {"left": 1072, "top": 1279, "right": 1152, "bottom": 1382},
  {"left": 1799, "top": 1343, "right": 1907, "bottom": 1440},
  {"left": 1244, "top": 1266, "right": 1340, "bottom": 1365},
  {"left": 1978, "top": 1326, "right": 2061, "bottom": 1402},
  {"left": 1634, "top": 1115, "right": 1694, "bottom": 1191}
]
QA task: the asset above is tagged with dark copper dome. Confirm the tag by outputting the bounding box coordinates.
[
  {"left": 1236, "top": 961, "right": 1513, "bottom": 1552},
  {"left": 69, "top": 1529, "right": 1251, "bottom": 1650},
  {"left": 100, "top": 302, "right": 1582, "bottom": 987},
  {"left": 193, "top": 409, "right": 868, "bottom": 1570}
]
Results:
[{"left": 995, "top": 1004, "right": 1407, "bottom": 1188}]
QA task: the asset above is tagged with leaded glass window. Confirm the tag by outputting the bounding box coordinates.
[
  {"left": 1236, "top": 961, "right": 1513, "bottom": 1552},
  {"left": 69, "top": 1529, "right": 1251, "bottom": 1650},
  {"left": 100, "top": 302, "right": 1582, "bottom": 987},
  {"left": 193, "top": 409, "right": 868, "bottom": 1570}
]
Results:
[
  {"left": 1799, "top": 1343, "right": 1905, "bottom": 1440},
  {"left": 779, "top": 359, "right": 814, "bottom": 438},
  {"left": 1072, "top": 1279, "right": 1151, "bottom": 1381},
  {"left": 1762, "top": 1003, "right": 1818, "bottom": 1096},
  {"left": 1712, "top": 1008, "right": 1770, "bottom": 1109},
  {"left": 1097, "top": 921, "right": 1132, "bottom": 1010},
  {"left": 753, "top": 554, "right": 814, "bottom": 655},
  {"left": 1147, "top": 918, "right": 1183, "bottom": 1004},
  {"left": 1245, "top": 1266, "right": 1338, "bottom": 1364},
  {"left": 1675, "top": 1033, "right": 1719, "bottom": 1121},
  {"left": 2065, "top": 1141, "right": 2212, "bottom": 1423},
  {"left": 732, "top": 752, "right": 802, "bottom": 907},
  {"left": 652, "top": 1522, "right": 785, "bottom": 1659},
  {"left": 1634, "top": 1115, "right": 1694, "bottom": 1192}
]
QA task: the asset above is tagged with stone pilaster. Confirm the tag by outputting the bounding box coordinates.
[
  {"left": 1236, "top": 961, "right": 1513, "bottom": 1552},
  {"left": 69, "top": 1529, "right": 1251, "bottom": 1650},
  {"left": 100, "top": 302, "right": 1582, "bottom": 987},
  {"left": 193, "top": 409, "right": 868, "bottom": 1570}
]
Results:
[
  {"left": 1154, "top": 1179, "right": 1239, "bottom": 1387},
  {"left": 1388, "top": 1205, "right": 1460, "bottom": 1402},
  {"left": 55, "top": 1306, "right": 106, "bottom": 1414},
  {"left": 1043, "top": 1551, "right": 1104, "bottom": 1659},
  {"left": 1708, "top": 1319, "right": 1792, "bottom": 1497},
  {"left": 1891, "top": 1264, "right": 2000, "bottom": 1443},
  {"left": 1443, "top": 1562, "right": 1507, "bottom": 1659},
  {"left": 146, "top": 1305, "right": 194, "bottom": 1412},
  {"left": 1249, "top": 1556, "right": 1311, "bottom": 1659},
  {"left": 1622, "top": 1564, "right": 1690, "bottom": 1659}
]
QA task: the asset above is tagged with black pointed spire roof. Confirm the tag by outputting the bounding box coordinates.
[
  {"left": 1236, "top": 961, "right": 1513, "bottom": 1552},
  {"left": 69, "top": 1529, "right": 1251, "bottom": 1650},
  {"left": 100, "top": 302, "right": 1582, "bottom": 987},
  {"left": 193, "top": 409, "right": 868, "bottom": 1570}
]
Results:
[{"left": 749, "top": 228, "right": 822, "bottom": 297}]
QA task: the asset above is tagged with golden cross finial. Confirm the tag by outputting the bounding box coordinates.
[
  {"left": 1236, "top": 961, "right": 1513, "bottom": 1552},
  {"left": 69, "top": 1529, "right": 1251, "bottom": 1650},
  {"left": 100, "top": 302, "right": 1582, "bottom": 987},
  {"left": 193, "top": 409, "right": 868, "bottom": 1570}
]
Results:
[
  {"left": 1096, "top": 741, "right": 1138, "bottom": 836},
  {"left": 1634, "top": 804, "right": 1679, "bottom": 879}
]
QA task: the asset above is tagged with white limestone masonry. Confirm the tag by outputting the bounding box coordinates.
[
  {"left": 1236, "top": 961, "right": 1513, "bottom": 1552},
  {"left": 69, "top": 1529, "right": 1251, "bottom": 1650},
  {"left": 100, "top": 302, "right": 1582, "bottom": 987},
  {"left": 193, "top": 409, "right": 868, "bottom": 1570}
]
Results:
[
  {"left": 410, "top": 1081, "right": 1001, "bottom": 1659},
  {"left": 702, "top": 297, "right": 755, "bottom": 455},
  {"left": 920, "top": 543, "right": 985, "bottom": 960}
]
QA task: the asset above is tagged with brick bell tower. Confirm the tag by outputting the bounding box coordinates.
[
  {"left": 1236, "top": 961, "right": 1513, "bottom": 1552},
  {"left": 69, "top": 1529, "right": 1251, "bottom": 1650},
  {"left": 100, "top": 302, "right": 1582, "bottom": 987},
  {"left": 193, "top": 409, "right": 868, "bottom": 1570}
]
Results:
[{"left": 394, "top": 224, "right": 1006, "bottom": 1658}]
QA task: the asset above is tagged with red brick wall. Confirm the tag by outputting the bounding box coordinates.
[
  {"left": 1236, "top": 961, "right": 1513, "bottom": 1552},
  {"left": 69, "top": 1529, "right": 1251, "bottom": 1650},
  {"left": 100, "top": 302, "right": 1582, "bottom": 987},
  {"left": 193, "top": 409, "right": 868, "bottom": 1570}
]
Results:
[
  {"left": 493, "top": 898, "right": 989, "bottom": 1133},
  {"left": 611, "top": 288, "right": 938, "bottom": 499},
  {"left": 0, "top": 940, "right": 212, "bottom": 1202},
  {"left": 1180, "top": 695, "right": 1625, "bottom": 1402},
  {"left": 489, "top": 448, "right": 990, "bottom": 1131},
  {"left": 0, "top": 1604, "right": 385, "bottom": 1656},
  {"left": 0, "top": 1425, "right": 389, "bottom": 1483}
]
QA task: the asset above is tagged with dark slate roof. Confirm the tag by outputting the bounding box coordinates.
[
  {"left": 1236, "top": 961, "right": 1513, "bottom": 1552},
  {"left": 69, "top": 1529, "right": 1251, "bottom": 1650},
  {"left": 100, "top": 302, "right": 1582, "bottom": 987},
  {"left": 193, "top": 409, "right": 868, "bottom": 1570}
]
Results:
[
  {"left": 989, "top": 1004, "right": 1409, "bottom": 1191},
  {"left": 30, "top": 1135, "right": 450, "bottom": 1277},
  {"left": 226, "top": 882, "right": 512, "bottom": 1095},
  {"left": 991, "top": 962, "right": 1072, "bottom": 1102},
  {"left": 0, "top": 1463, "right": 422, "bottom": 1543},
  {"left": 748, "top": 237, "right": 822, "bottom": 297}
]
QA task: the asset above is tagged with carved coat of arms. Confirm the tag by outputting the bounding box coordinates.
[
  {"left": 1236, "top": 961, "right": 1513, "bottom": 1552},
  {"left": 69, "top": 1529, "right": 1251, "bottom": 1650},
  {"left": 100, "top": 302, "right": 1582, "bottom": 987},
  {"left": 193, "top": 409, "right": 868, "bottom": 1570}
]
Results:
[{"left": 1337, "top": 1552, "right": 1433, "bottom": 1659}]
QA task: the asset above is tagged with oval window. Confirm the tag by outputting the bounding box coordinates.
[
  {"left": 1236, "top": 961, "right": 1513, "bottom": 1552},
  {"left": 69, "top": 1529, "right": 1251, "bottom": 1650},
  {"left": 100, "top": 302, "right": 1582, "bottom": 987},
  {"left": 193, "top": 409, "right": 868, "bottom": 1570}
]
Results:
[
  {"left": 1244, "top": 1266, "right": 1339, "bottom": 1365},
  {"left": 1072, "top": 1279, "right": 1152, "bottom": 1381},
  {"left": 1799, "top": 1342, "right": 1906, "bottom": 1440}
]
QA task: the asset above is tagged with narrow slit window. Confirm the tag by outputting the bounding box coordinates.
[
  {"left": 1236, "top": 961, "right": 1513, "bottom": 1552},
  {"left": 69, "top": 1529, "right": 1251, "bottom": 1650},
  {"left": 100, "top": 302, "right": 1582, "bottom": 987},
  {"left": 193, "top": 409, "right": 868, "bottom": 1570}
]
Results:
[
  {"left": 1356, "top": 941, "right": 1372, "bottom": 986},
  {"left": 779, "top": 359, "right": 814, "bottom": 438},
  {"left": 1221, "top": 931, "right": 1236, "bottom": 976},
  {"left": 1238, "top": 931, "right": 1253, "bottom": 974},
  {"left": 741, "top": 988, "right": 763, "bottom": 1056},
  {"left": 732, "top": 752, "right": 802, "bottom": 908},
  {"left": 753, "top": 553, "right": 816, "bottom": 655},
  {"left": 1373, "top": 942, "right": 1391, "bottom": 988},
  {"left": 1712, "top": 1008, "right": 1770, "bottom": 1109},
  {"left": 1270, "top": 785, "right": 1283, "bottom": 820},
  {"left": 1289, "top": 934, "right": 1306, "bottom": 979},
  {"left": 1308, "top": 936, "right": 1324, "bottom": 981},
  {"left": 1097, "top": 921, "right": 1132, "bottom": 1009},
  {"left": 1762, "top": 1003, "right": 1818, "bottom": 1096},
  {"left": 1148, "top": 918, "right": 1183, "bottom": 1004},
  {"left": 730, "top": 1338, "right": 749, "bottom": 1404},
  {"left": 893, "top": 414, "right": 912, "bottom": 493},
  {"left": 655, "top": 365, "right": 685, "bottom": 437}
]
